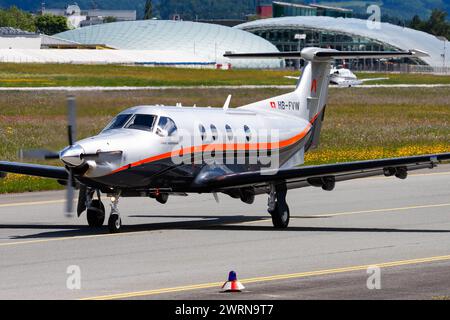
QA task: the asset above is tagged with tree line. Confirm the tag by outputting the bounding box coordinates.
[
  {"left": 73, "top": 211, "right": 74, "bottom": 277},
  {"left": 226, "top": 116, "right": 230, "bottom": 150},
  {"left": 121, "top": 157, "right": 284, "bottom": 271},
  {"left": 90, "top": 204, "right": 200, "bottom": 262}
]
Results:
[
  {"left": 0, "top": 6, "right": 69, "bottom": 35},
  {"left": 409, "top": 9, "right": 449, "bottom": 40}
]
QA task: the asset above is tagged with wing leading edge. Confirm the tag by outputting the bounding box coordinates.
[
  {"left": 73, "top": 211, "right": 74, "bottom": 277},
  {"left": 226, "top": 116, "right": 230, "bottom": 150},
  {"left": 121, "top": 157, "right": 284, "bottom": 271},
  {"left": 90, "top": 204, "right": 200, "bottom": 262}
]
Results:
[
  {"left": 0, "top": 161, "right": 68, "bottom": 180},
  {"left": 192, "top": 153, "right": 450, "bottom": 191}
]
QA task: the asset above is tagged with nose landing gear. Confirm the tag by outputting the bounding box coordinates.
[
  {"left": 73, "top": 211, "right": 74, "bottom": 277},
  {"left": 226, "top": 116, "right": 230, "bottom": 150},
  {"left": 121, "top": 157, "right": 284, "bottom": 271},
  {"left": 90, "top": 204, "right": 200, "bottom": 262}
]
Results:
[
  {"left": 268, "top": 183, "right": 290, "bottom": 229},
  {"left": 86, "top": 190, "right": 105, "bottom": 228},
  {"left": 108, "top": 194, "right": 122, "bottom": 233}
]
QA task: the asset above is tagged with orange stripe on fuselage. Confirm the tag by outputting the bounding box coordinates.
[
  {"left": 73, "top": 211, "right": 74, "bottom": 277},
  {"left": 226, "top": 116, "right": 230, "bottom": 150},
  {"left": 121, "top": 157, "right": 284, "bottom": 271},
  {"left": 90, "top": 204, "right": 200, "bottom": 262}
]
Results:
[{"left": 111, "top": 118, "right": 317, "bottom": 175}]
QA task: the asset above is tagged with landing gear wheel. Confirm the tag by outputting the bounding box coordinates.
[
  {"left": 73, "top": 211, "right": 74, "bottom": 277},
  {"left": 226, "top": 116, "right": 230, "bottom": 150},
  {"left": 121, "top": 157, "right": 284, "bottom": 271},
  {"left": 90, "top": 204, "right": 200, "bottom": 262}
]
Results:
[
  {"left": 86, "top": 200, "right": 105, "bottom": 228},
  {"left": 108, "top": 215, "right": 122, "bottom": 233},
  {"left": 269, "top": 202, "right": 290, "bottom": 229},
  {"left": 156, "top": 193, "right": 169, "bottom": 204}
]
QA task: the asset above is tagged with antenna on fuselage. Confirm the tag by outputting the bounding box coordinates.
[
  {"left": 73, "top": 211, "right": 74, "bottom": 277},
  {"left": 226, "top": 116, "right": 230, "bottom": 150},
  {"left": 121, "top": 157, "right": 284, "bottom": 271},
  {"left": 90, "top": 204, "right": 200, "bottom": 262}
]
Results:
[{"left": 223, "top": 95, "right": 232, "bottom": 110}]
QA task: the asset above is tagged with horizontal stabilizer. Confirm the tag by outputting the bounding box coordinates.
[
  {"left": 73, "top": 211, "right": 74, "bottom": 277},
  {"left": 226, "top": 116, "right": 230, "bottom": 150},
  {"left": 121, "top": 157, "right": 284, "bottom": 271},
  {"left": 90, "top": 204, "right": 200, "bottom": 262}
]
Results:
[
  {"left": 225, "top": 48, "right": 429, "bottom": 62},
  {"left": 224, "top": 51, "right": 303, "bottom": 59}
]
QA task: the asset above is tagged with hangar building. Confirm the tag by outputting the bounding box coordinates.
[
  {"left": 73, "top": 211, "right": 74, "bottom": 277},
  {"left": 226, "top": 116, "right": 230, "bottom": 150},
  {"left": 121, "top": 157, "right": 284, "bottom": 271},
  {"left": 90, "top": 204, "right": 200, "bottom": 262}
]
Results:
[
  {"left": 54, "top": 20, "right": 282, "bottom": 68},
  {"left": 0, "top": 27, "right": 41, "bottom": 50}
]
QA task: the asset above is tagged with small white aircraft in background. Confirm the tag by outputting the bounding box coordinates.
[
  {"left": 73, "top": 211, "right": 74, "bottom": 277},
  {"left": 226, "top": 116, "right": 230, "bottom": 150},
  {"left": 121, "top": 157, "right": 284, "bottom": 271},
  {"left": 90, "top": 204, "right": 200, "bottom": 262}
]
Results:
[
  {"left": 329, "top": 66, "right": 389, "bottom": 87},
  {"left": 1, "top": 47, "right": 448, "bottom": 233},
  {"left": 286, "top": 66, "right": 389, "bottom": 87}
]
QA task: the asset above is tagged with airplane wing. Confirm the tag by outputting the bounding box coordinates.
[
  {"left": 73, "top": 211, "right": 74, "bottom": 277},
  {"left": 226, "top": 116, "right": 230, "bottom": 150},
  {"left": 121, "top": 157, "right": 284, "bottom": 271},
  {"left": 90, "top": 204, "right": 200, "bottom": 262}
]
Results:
[
  {"left": 0, "top": 162, "right": 68, "bottom": 180},
  {"left": 360, "top": 77, "right": 389, "bottom": 83},
  {"left": 193, "top": 153, "right": 450, "bottom": 192}
]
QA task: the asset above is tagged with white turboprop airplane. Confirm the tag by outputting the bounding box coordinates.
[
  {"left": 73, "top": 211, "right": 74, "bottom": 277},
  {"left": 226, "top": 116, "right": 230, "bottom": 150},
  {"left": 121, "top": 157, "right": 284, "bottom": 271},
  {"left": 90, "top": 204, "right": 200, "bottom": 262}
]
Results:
[
  {"left": 286, "top": 66, "right": 389, "bottom": 87},
  {"left": 1, "top": 48, "right": 449, "bottom": 233},
  {"left": 329, "top": 66, "right": 389, "bottom": 87}
]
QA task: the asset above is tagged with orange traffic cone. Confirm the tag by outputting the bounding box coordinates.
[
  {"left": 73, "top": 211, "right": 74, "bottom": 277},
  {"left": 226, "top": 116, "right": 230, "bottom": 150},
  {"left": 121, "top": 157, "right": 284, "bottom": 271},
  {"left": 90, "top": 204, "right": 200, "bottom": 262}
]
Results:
[{"left": 222, "top": 271, "right": 245, "bottom": 292}]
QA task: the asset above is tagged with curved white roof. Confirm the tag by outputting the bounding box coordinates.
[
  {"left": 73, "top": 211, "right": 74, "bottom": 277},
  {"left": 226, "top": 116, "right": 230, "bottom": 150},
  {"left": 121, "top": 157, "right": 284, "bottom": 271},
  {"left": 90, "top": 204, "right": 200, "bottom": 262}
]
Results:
[
  {"left": 237, "top": 17, "right": 450, "bottom": 67},
  {"left": 55, "top": 20, "right": 281, "bottom": 68}
]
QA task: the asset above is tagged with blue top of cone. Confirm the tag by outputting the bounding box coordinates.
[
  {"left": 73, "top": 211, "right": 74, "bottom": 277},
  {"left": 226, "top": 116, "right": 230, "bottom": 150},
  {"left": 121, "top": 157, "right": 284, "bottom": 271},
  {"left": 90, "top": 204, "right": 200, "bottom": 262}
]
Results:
[{"left": 228, "top": 271, "right": 237, "bottom": 281}]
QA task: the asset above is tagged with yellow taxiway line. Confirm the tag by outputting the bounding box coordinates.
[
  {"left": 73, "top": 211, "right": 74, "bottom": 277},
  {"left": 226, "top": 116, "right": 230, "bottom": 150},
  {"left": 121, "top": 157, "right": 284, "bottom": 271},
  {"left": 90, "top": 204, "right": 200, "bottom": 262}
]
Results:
[
  {"left": 309, "top": 203, "right": 450, "bottom": 218},
  {"left": 81, "top": 254, "right": 450, "bottom": 300},
  {"left": 0, "top": 202, "right": 449, "bottom": 248},
  {"left": 245, "top": 202, "right": 450, "bottom": 224},
  {"left": 0, "top": 199, "right": 65, "bottom": 208},
  {"left": 0, "top": 171, "right": 448, "bottom": 210}
]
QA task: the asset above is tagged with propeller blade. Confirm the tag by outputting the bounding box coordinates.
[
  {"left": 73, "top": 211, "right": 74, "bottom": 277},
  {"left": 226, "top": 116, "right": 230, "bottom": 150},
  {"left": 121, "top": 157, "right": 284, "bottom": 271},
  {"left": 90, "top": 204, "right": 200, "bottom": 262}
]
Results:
[
  {"left": 67, "top": 96, "right": 77, "bottom": 146},
  {"left": 65, "top": 169, "right": 75, "bottom": 217},
  {"left": 19, "top": 149, "right": 60, "bottom": 161}
]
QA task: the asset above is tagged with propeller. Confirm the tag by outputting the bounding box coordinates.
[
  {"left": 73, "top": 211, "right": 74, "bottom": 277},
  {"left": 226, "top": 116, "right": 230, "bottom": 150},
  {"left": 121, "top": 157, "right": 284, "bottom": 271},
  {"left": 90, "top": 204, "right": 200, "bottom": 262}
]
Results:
[
  {"left": 19, "top": 149, "right": 60, "bottom": 161},
  {"left": 65, "top": 96, "right": 77, "bottom": 217},
  {"left": 19, "top": 96, "right": 79, "bottom": 217}
]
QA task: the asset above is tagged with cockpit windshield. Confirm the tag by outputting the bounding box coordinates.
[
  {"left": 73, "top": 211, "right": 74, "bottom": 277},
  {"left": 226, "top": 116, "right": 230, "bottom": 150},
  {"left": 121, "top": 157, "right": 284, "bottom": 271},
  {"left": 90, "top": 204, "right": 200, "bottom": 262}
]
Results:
[
  {"left": 125, "top": 114, "right": 157, "bottom": 132},
  {"left": 103, "top": 114, "right": 157, "bottom": 133},
  {"left": 103, "top": 114, "right": 133, "bottom": 131}
]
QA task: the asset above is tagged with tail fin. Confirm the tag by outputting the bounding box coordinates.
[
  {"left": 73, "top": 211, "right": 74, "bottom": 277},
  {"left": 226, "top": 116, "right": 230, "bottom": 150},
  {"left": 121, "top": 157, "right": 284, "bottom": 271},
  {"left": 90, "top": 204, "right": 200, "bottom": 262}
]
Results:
[{"left": 226, "top": 48, "right": 428, "bottom": 150}]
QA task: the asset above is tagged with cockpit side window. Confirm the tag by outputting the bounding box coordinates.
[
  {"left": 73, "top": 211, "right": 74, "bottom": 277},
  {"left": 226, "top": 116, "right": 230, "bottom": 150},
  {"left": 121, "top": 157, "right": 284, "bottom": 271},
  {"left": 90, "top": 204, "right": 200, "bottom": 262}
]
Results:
[
  {"left": 103, "top": 114, "right": 133, "bottom": 131},
  {"left": 125, "top": 114, "right": 157, "bottom": 132},
  {"left": 156, "top": 116, "right": 178, "bottom": 137}
]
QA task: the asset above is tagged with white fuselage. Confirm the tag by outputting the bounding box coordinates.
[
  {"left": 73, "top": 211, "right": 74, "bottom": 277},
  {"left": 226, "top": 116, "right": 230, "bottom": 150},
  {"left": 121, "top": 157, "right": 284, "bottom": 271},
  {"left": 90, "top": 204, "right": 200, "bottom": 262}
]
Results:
[
  {"left": 329, "top": 67, "right": 363, "bottom": 87},
  {"left": 70, "top": 104, "right": 311, "bottom": 183}
]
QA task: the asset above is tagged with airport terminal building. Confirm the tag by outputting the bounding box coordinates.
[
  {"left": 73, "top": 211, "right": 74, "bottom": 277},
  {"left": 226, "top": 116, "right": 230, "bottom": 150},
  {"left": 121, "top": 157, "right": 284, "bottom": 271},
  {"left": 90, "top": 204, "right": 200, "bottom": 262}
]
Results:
[{"left": 236, "top": 16, "right": 450, "bottom": 71}]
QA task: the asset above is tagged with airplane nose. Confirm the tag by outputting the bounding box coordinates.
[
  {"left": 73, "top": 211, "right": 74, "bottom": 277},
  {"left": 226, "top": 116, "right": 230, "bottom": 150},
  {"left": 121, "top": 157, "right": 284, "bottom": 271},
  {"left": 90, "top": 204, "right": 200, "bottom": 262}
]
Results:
[{"left": 60, "top": 145, "right": 85, "bottom": 167}]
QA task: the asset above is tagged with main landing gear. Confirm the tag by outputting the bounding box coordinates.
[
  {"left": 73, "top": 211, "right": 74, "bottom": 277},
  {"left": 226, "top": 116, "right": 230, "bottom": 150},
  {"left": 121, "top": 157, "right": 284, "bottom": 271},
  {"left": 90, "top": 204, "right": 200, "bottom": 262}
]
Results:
[
  {"left": 268, "top": 183, "right": 290, "bottom": 229},
  {"left": 86, "top": 190, "right": 105, "bottom": 228},
  {"left": 85, "top": 190, "right": 122, "bottom": 233}
]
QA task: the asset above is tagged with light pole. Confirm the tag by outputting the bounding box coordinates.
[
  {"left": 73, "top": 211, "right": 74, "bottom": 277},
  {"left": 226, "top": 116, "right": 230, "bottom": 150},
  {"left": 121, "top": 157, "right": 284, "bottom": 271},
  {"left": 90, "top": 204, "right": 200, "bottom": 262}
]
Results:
[{"left": 436, "top": 35, "right": 447, "bottom": 72}]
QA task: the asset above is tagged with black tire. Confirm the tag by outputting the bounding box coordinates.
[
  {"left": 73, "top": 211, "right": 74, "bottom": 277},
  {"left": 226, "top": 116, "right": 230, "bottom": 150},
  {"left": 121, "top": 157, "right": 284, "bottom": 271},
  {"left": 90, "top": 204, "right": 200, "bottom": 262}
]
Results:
[
  {"left": 86, "top": 200, "right": 105, "bottom": 228},
  {"left": 156, "top": 193, "right": 169, "bottom": 204},
  {"left": 108, "top": 215, "right": 122, "bottom": 233},
  {"left": 270, "top": 202, "right": 290, "bottom": 229}
]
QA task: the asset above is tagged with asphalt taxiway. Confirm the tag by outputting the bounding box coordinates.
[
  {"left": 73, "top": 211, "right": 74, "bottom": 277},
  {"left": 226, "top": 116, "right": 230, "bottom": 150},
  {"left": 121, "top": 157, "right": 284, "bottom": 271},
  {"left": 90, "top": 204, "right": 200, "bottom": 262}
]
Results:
[{"left": 0, "top": 165, "right": 449, "bottom": 300}]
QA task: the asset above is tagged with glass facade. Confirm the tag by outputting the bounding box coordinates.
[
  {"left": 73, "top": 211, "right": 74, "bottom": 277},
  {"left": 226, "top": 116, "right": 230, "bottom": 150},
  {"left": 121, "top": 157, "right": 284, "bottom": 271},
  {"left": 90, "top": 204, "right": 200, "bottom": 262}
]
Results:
[
  {"left": 247, "top": 26, "right": 426, "bottom": 68},
  {"left": 272, "top": 2, "right": 352, "bottom": 19},
  {"left": 236, "top": 16, "right": 447, "bottom": 67},
  {"left": 273, "top": 3, "right": 317, "bottom": 18}
]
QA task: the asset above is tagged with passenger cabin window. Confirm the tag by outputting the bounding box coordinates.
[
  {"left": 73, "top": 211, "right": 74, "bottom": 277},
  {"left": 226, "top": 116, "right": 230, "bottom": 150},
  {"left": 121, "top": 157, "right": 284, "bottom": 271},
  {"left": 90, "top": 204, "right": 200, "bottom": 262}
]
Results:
[
  {"left": 225, "top": 125, "right": 233, "bottom": 141},
  {"left": 103, "top": 114, "right": 133, "bottom": 131},
  {"left": 210, "top": 125, "right": 218, "bottom": 141},
  {"left": 244, "top": 125, "right": 252, "bottom": 142},
  {"left": 125, "top": 114, "right": 157, "bottom": 132},
  {"left": 199, "top": 124, "right": 206, "bottom": 141},
  {"left": 156, "top": 116, "right": 178, "bottom": 137}
]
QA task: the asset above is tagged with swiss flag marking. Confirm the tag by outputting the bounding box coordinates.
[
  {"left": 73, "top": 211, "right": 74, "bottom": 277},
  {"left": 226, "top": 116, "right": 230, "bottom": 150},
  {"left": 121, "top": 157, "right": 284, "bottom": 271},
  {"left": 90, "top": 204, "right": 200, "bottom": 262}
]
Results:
[{"left": 270, "top": 101, "right": 276, "bottom": 109}]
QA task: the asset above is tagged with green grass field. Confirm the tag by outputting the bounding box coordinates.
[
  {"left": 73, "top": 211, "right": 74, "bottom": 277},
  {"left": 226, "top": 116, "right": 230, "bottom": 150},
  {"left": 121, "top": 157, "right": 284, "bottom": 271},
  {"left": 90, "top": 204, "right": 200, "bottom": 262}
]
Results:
[
  {"left": 0, "top": 63, "right": 450, "bottom": 87},
  {"left": 1, "top": 86, "right": 449, "bottom": 194}
]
